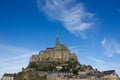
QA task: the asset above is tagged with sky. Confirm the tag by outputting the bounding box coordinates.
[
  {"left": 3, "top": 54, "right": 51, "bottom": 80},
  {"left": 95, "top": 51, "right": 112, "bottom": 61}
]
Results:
[{"left": 0, "top": 0, "right": 120, "bottom": 78}]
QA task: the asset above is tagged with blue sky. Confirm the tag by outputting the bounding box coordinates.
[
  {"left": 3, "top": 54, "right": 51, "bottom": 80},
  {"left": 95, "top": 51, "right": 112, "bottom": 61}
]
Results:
[{"left": 0, "top": 0, "right": 120, "bottom": 78}]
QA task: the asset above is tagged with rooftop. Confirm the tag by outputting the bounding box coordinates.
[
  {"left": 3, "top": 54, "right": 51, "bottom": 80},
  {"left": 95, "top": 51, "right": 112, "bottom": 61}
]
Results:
[{"left": 2, "top": 73, "right": 16, "bottom": 77}]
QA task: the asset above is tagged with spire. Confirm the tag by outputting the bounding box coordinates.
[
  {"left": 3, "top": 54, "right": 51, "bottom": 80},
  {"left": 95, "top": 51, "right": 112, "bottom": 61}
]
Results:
[
  {"left": 56, "top": 33, "right": 59, "bottom": 44},
  {"left": 55, "top": 33, "right": 60, "bottom": 48}
]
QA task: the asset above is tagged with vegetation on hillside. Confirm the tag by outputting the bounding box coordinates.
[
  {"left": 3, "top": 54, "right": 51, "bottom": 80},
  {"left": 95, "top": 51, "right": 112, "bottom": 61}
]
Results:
[{"left": 15, "top": 58, "right": 94, "bottom": 80}]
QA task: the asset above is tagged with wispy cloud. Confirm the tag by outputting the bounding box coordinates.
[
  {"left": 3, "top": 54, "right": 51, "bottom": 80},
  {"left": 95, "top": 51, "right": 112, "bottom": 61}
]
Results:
[
  {"left": 101, "top": 38, "right": 120, "bottom": 57},
  {"left": 69, "top": 46, "right": 81, "bottom": 49},
  {"left": 0, "top": 43, "right": 32, "bottom": 56},
  {"left": 86, "top": 56, "right": 108, "bottom": 71},
  {"left": 0, "top": 52, "right": 37, "bottom": 78},
  {"left": 37, "top": 0, "right": 95, "bottom": 38},
  {"left": 87, "top": 56, "right": 105, "bottom": 64},
  {"left": 69, "top": 45, "right": 92, "bottom": 55},
  {"left": 0, "top": 43, "right": 38, "bottom": 79},
  {"left": 69, "top": 46, "right": 81, "bottom": 53},
  {"left": 0, "top": 53, "right": 37, "bottom": 65}
]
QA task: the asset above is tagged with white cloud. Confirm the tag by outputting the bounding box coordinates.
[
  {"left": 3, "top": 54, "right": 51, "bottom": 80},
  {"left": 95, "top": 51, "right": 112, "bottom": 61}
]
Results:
[
  {"left": 0, "top": 53, "right": 36, "bottom": 65},
  {"left": 37, "top": 0, "right": 94, "bottom": 38},
  {"left": 69, "top": 46, "right": 81, "bottom": 50},
  {"left": 0, "top": 53, "right": 37, "bottom": 79},
  {"left": 86, "top": 56, "right": 108, "bottom": 71},
  {"left": 0, "top": 43, "right": 38, "bottom": 79},
  {"left": 87, "top": 56, "right": 105, "bottom": 64},
  {"left": 0, "top": 43, "right": 32, "bottom": 56},
  {"left": 101, "top": 38, "right": 120, "bottom": 57},
  {"left": 69, "top": 45, "right": 90, "bottom": 55}
]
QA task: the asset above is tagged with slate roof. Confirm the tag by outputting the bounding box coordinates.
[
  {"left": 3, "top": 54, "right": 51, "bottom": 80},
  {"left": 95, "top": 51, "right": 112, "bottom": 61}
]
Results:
[
  {"left": 3, "top": 73, "right": 15, "bottom": 77},
  {"left": 103, "top": 70, "right": 115, "bottom": 75}
]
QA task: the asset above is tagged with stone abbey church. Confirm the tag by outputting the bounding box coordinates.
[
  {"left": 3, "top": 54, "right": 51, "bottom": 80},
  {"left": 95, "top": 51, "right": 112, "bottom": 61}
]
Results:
[{"left": 30, "top": 35, "right": 77, "bottom": 63}]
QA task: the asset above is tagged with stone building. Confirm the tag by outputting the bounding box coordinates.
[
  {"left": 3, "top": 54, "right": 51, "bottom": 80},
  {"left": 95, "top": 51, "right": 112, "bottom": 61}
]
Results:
[
  {"left": 30, "top": 35, "right": 77, "bottom": 63},
  {"left": 102, "top": 70, "right": 118, "bottom": 80},
  {"left": 1, "top": 73, "right": 15, "bottom": 80},
  {"left": 47, "top": 70, "right": 119, "bottom": 80}
]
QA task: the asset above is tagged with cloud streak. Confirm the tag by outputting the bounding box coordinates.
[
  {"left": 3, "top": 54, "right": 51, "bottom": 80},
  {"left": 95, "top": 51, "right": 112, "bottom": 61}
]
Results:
[
  {"left": 0, "top": 43, "right": 38, "bottom": 79},
  {"left": 0, "top": 43, "right": 32, "bottom": 56},
  {"left": 87, "top": 56, "right": 105, "bottom": 64},
  {"left": 101, "top": 38, "right": 120, "bottom": 57},
  {"left": 37, "top": 0, "right": 94, "bottom": 38},
  {"left": 0, "top": 53, "right": 34, "bottom": 79},
  {"left": 86, "top": 56, "right": 110, "bottom": 72}
]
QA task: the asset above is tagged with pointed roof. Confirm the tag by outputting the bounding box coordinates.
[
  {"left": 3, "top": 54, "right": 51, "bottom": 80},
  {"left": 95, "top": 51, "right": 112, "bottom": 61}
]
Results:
[
  {"left": 56, "top": 33, "right": 60, "bottom": 45},
  {"left": 54, "top": 34, "right": 68, "bottom": 50},
  {"left": 54, "top": 34, "right": 60, "bottom": 48}
]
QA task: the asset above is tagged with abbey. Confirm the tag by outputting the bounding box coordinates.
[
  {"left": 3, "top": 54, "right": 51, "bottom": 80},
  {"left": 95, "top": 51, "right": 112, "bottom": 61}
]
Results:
[
  {"left": 13, "top": 35, "right": 119, "bottom": 80},
  {"left": 30, "top": 35, "right": 77, "bottom": 62}
]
